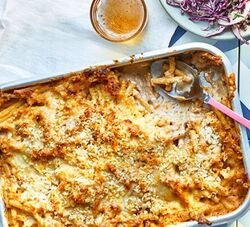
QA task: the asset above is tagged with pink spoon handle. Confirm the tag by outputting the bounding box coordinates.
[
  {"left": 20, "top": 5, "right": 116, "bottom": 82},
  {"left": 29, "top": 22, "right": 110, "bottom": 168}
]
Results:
[{"left": 207, "top": 96, "right": 250, "bottom": 129}]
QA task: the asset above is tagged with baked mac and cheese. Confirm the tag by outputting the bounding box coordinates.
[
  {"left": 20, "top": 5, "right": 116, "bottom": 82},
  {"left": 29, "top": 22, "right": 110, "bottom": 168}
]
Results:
[{"left": 0, "top": 52, "right": 248, "bottom": 226}]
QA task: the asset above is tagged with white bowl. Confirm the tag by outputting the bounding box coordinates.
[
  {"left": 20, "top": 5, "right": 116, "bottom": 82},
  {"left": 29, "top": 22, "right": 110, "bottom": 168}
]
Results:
[{"left": 159, "top": 0, "right": 250, "bottom": 40}]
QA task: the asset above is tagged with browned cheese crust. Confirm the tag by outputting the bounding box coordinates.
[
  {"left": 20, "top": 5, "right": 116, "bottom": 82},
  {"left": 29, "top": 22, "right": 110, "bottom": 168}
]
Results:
[{"left": 0, "top": 52, "right": 248, "bottom": 226}]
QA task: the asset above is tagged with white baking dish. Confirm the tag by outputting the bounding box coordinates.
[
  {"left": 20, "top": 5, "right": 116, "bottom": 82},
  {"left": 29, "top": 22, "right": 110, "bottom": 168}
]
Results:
[{"left": 0, "top": 42, "right": 249, "bottom": 226}]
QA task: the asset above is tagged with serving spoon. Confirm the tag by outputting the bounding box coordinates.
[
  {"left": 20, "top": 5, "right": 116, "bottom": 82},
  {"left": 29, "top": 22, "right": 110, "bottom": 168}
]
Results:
[{"left": 151, "top": 60, "right": 250, "bottom": 129}]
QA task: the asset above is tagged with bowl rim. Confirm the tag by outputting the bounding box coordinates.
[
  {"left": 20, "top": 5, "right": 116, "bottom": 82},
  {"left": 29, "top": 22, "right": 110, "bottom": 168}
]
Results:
[{"left": 159, "top": 0, "right": 250, "bottom": 41}]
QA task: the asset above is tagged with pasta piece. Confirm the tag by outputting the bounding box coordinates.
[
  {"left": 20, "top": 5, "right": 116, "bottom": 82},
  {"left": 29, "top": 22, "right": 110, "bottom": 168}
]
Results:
[
  {"left": 213, "top": 108, "right": 231, "bottom": 129},
  {"left": 175, "top": 68, "right": 186, "bottom": 78},
  {"left": 0, "top": 102, "right": 25, "bottom": 122},
  {"left": 168, "top": 56, "right": 176, "bottom": 74},
  {"left": 133, "top": 90, "right": 153, "bottom": 113},
  {"left": 126, "top": 82, "right": 136, "bottom": 96},
  {"left": 151, "top": 77, "right": 174, "bottom": 86}
]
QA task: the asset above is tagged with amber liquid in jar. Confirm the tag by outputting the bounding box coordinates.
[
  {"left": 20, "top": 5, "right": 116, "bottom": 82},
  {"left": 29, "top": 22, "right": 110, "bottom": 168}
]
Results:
[{"left": 92, "top": 0, "right": 147, "bottom": 41}]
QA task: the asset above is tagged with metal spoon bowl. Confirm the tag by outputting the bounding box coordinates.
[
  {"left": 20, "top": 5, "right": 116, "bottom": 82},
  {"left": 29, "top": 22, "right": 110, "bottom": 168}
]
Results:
[
  {"left": 151, "top": 59, "right": 203, "bottom": 101},
  {"left": 150, "top": 59, "right": 250, "bottom": 129}
]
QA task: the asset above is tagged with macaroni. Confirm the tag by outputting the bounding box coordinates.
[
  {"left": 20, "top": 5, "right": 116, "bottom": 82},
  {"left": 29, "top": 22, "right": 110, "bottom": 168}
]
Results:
[{"left": 0, "top": 53, "right": 248, "bottom": 226}]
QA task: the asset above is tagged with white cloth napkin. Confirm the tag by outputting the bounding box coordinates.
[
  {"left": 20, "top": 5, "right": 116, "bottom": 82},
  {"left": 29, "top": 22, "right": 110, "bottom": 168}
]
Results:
[{"left": 0, "top": 0, "right": 177, "bottom": 84}]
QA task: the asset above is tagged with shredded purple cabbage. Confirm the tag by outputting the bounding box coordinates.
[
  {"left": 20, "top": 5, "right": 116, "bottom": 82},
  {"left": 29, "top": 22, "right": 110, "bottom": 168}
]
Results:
[{"left": 166, "top": 0, "right": 250, "bottom": 44}]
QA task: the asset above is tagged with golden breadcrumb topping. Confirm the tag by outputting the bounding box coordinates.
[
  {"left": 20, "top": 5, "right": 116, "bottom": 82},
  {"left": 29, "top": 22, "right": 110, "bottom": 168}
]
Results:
[{"left": 0, "top": 52, "right": 248, "bottom": 226}]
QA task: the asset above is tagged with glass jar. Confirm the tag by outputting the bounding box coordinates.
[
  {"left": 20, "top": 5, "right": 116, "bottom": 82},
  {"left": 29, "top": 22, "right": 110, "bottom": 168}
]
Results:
[{"left": 90, "top": 0, "right": 148, "bottom": 42}]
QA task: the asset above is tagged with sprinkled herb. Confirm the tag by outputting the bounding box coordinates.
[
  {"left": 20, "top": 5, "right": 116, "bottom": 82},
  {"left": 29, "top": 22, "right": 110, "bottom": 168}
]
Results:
[{"left": 233, "top": 12, "right": 244, "bottom": 20}]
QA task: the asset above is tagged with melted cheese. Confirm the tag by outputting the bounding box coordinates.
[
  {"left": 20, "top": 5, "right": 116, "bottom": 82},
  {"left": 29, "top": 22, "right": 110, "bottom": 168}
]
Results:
[{"left": 0, "top": 56, "right": 248, "bottom": 226}]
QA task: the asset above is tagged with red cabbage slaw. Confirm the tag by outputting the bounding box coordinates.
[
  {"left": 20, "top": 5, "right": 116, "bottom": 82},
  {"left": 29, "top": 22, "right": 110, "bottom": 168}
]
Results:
[{"left": 166, "top": 0, "right": 250, "bottom": 44}]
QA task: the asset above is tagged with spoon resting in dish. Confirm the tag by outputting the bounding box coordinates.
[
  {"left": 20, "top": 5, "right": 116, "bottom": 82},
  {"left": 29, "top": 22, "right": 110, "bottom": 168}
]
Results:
[{"left": 151, "top": 59, "right": 250, "bottom": 129}]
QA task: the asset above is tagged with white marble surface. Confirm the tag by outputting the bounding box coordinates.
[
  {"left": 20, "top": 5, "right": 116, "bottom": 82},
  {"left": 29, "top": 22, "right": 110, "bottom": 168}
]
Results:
[
  {"left": 0, "top": 0, "right": 177, "bottom": 85},
  {"left": 0, "top": 0, "right": 249, "bottom": 226}
]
